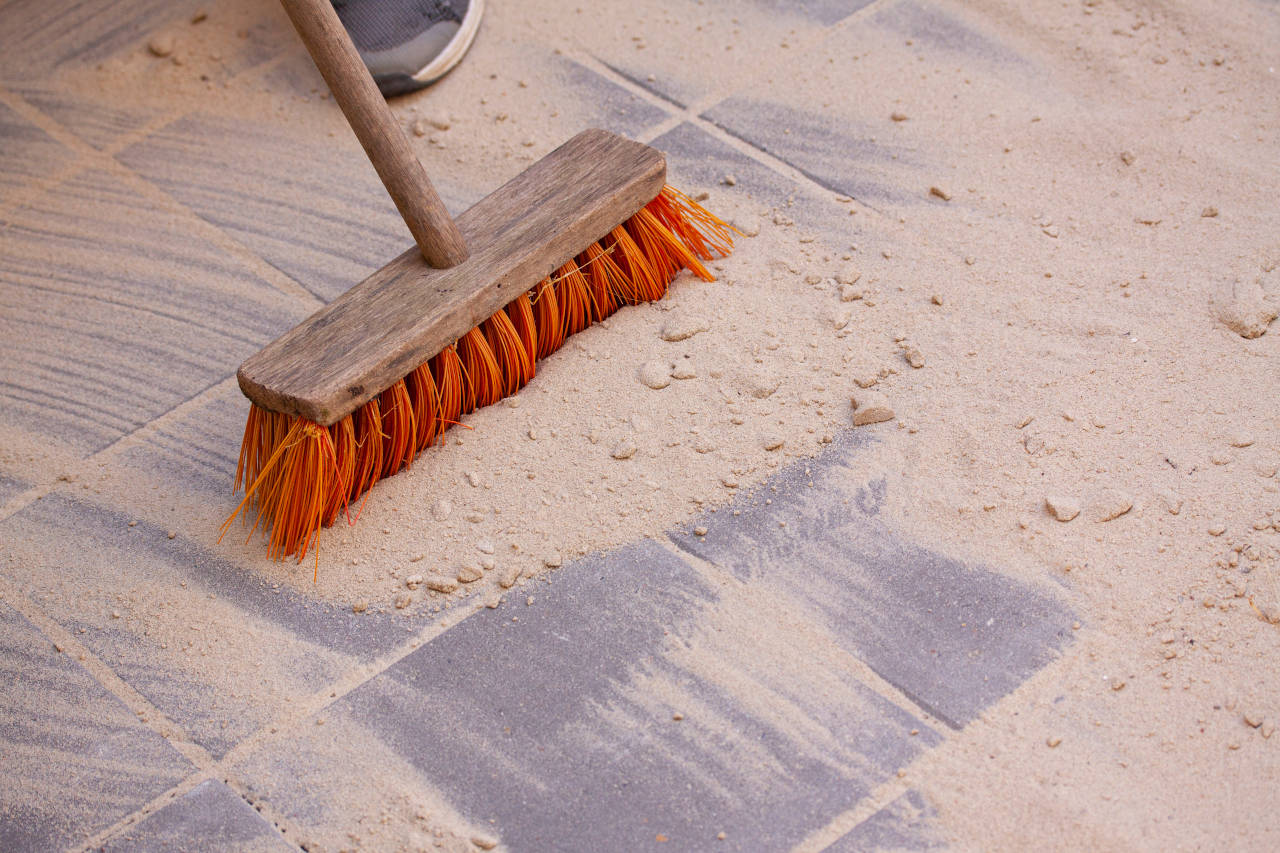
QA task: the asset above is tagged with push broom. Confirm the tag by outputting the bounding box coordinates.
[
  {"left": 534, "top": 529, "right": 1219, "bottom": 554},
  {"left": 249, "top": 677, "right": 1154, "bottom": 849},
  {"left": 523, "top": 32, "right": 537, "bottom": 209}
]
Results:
[{"left": 222, "top": 0, "right": 734, "bottom": 565}]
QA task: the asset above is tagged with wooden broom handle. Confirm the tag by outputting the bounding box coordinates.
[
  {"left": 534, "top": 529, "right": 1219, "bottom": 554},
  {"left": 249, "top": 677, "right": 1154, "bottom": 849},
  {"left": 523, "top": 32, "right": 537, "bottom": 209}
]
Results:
[{"left": 279, "top": 0, "right": 469, "bottom": 268}]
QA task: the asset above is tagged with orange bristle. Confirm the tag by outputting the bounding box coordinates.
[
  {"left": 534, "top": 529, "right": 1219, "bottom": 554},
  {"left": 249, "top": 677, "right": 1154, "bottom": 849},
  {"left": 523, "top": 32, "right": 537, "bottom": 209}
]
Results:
[
  {"left": 553, "top": 261, "right": 593, "bottom": 337},
  {"left": 531, "top": 278, "right": 563, "bottom": 359},
  {"left": 222, "top": 186, "right": 733, "bottom": 563},
  {"left": 507, "top": 292, "right": 538, "bottom": 377},
  {"left": 458, "top": 327, "right": 502, "bottom": 411}
]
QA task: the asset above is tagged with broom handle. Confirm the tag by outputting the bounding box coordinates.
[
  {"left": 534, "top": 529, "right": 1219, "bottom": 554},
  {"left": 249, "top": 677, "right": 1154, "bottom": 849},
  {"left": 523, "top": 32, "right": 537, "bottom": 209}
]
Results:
[{"left": 279, "top": 0, "right": 469, "bottom": 268}]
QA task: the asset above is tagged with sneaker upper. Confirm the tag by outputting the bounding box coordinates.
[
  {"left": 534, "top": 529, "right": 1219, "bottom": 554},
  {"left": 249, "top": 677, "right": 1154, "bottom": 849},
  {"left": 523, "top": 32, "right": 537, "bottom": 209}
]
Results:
[{"left": 333, "top": 0, "right": 480, "bottom": 96}]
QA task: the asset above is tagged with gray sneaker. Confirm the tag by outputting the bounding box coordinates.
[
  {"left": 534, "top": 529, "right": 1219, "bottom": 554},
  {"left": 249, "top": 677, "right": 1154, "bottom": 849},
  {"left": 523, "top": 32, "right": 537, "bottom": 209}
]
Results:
[{"left": 333, "top": 0, "right": 484, "bottom": 97}]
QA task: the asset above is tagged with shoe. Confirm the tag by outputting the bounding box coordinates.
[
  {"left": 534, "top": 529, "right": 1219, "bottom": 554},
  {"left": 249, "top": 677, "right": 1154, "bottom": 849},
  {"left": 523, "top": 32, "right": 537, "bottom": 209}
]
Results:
[{"left": 333, "top": 0, "right": 484, "bottom": 97}]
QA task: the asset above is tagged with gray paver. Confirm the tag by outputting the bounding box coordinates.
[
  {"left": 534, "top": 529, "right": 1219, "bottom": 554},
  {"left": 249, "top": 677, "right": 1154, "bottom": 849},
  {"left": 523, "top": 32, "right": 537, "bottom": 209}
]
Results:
[
  {"left": 0, "top": 166, "right": 304, "bottom": 461},
  {"left": 235, "top": 540, "right": 940, "bottom": 852},
  {"left": 0, "top": 601, "right": 193, "bottom": 852},
  {"left": 100, "top": 779, "right": 293, "bottom": 853},
  {"left": 823, "top": 789, "right": 945, "bottom": 852},
  {"left": 0, "top": 494, "right": 440, "bottom": 758},
  {"left": 670, "top": 431, "right": 1074, "bottom": 729},
  {"left": 871, "top": 0, "right": 1026, "bottom": 65},
  {"left": 0, "top": 101, "right": 71, "bottom": 199},
  {"left": 15, "top": 85, "right": 162, "bottom": 151}
]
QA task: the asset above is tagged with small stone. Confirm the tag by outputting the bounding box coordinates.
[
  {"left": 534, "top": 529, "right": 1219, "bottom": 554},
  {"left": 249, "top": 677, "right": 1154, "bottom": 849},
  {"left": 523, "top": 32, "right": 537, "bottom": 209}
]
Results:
[
  {"left": 1157, "top": 490, "right": 1182, "bottom": 515},
  {"left": 111, "top": 610, "right": 121, "bottom": 619},
  {"left": 465, "top": 471, "right": 482, "bottom": 487},
  {"left": 720, "top": 475, "right": 739, "bottom": 488},
  {"left": 480, "top": 556, "right": 496, "bottom": 571},
  {"left": 611, "top": 440, "right": 638, "bottom": 460},
  {"left": 693, "top": 525, "right": 708, "bottom": 536},
  {"left": 1244, "top": 711, "right": 1265, "bottom": 728},
  {"left": 693, "top": 439, "right": 716, "bottom": 453},
  {"left": 853, "top": 374, "right": 877, "bottom": 389},
  {"left": 405, "top": 574, "right": 424, "bottom": 590},
  {"left": 472, "top": 835, "right": 498, "bottom": 851},
  {"left": 931, "top": 294, "right": 943, "bottom": 306},
  {"left": 1087, "top": 492, "right": 1133, "bottom": 522},
  {"left": 929, "top": 186, "right": 952, "bottom": 201},
  {"left": 428, "top": 116, "right": 451, "bottom": 131},
  {"left": 762, "top": 435, "right": 784, "bottom": 451},
  {"left": 660, "top": 316, "right": 709, "bottom": 342},
  {"left": 851, "top": 391, "right": 894, "bottom": 426},
  {"left": 1201, "top": 206, "right": 1219, "bottom": 218},
  {"left": 1111, "top": 680, "right": 1126, "bottom": 691},
  {"left": 1217, "top": 275, "right": 1276, "bottom": 339},
  {"left": 902, "top": 347, "right": 925, "bottom": 369},
  {"left": 498, "top": 566, "right": 520, "bottom": 589},
  {"left": 722, "top": 174, "right": 737, "bottom": 186},
  {"left": 639, "top": 361, "right": 672, "bottom": 389},
  {"left": 425, "top": 576, "right": 459, "bottom": 594},
  {"left": 477, "top": 540, "right": 496, "bottom": 555},
  {"left": 1120, "top": 150, "right": 1136, "bottom": 165},
  {"left": 839, "top": 283, "right": 862, "bottom": 302},
  {"left": 835, "top": 267, "right": 862, "bottom": 286},
  {"left": 1042, "top": 225, "right": 1060, "bottom": 238},
  {"left": 411, "top": 118, "right": 428, "bottom": 137},
  {"left": 1228, "top": 432, "right": 1255, "bottom": 448},
  {"left": 1045, "top": 495, "right": 1081, "bottom": 522},
  {"left": 1211, "top": 450, "right": 1234, "bottom": 466},
  {"left": 717, "top": 832, "right": 727, "bottom": 841},
  {"left": 672, "top": 712, "right": 684, "bottom": 721},
  {"left": 890, "top": 111, "right": 909, "bottom": 122},
  {"left": 544, "top": 552, "right": 563, "bottom": 568},
  {"left": 456, "top": 565, "right": 483, "bottom": 583},
  {"left": 147, "top": 35, "right": 175, "bottom": 57},
  {"left": 1046, "top": 736, "right": 1062, "bottom": 748},
  {"left": 1208, "top": 523, "right": 1227, "bottom": 536},
  {"left": 394, "top": 593, "right": 412, "bottom": 610},
  {"left": 351, "top": 600, "right": 368, "bottom": 614},
  {"left": 832, "top": 308, "right": 853, "bottom": 330}
]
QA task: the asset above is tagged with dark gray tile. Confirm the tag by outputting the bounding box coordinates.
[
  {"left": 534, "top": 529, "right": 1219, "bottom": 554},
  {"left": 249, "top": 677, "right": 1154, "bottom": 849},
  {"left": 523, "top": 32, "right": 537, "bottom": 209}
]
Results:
[
  {"left": 0, "top": 494, "right": 439, "bottom": 758},
  {"left": 824, "top": 789, "right": 945, "bottom": 852},
  {"left": 100, "top": 779, "right": 293, "bottom": 853},
  {"left": 0, "top": 0, "right": 202, "bottom": 81},
  {"left": 749, "top": 0, "right": 878, "bottom": 27},
  {"left": 651, "top": 121, "right": 863, "bottom": 243},
  {"left": 701, "top": 96, "right": 921, "bottom": 208},
  {"left": 237, "top": 540, "right": 940, "bottom": 852},
  {"left": 115, "top": 114, "right": 439, "bottom": 301},
  {"left": 0, "top": 167, "right": 305, "bottom": 458},
  {"left": 552, "top": 56, "right": 671, "bottom": 137},
  {"left": 0, "top": 601, "right": 193, "bottom": 852},
  {"left": 670, "top": 432, "right": 1074, "bottom": 729},
  {"left": 871, "top": 0, "right": 1026, "bottom": 65},
  {"left": 15, "top": 85, "right": 162, "bottom": 151},
  {"left": 0, "top": 101, "right": 72, "bottom": 199}
]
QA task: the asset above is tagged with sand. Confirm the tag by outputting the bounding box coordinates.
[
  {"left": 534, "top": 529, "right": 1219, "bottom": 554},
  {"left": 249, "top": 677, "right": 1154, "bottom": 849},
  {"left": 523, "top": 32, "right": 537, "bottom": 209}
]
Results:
[{"left": 1, "top": 0, "right": 1277, "bottom": 849}]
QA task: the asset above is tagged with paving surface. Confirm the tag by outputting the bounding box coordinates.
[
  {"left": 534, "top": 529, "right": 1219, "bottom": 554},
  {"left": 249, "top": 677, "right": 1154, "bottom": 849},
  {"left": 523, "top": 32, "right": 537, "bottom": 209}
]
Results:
[{"left": 0, "top": 1, "right": 1082, "bottom": 850}]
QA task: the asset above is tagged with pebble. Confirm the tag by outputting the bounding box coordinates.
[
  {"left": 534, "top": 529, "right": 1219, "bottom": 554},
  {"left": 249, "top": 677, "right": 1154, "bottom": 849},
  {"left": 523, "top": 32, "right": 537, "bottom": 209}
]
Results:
[
  {"left": 480, "top": 556, "right": 496, "bottom": 571},
  {"left": 835, "top": 267, "right": 862, "bottom": 286},
  {"left": 465, "top": 512, "right": 485, "bottom": 523},
  {"left": 1244, "top": 710, "right": 1265, "bottom": 728},
  {"left": 1046, "top": 736, "right": 1062, "bottom": 748},
  {"left": 544, "top": 552, "right": 563, "bottom": 568},
  {"left": 405, "top": 574, "right": 424, "bottom": 590},
  {"left": 660, "top": 316, "right": 709, "bottom": 342},
  {"left": 1045, "top": 495, "right": 1081, "bottom": 522},
  {"left": 902, "top": 347, "right": 925, "bottom": 369},
  {"left": 425, "top": 576, "right": 459, "bottom": 594},
  {"left": 931, "top": 294, "right": 943, "bottom": 306},
  {"left": 839, "top": 283, "right": 863, "bottom": 302},
  {"left": 1087, "top": 491, "right": 1133, "bottom": 522},
  {"left": 693, "top": 526, "right": 708, "bottom": 536},
  {"left": 722, "top": 174, "right": 737, "bottom": 186},
  {"left": 394, "top": 593, "right": 412, "bottom": 610},
  {"left": 498, "top": 566, "right": 520, "bottom": 589},
  {"left": 639, "top": 360, "right": 672, "bottom": 389},
  {"left": 832, "top": 308, "right": 853, "bottom": 330},
  {"left": 890, "top": 111, "right": 909, "bottom": 122},
  {"left": 1218, "top": 275, "right": 1276, "bottom": 339},
  {"left": 456, "top": 565, "right": 483, "bottom": 584},
  {"left": 1201, "top": 206, "right": 1218, "bottom": 218},
  {"left": 411, "top": 118, "right": 428, "bottom": 137},
  {"left": 1211, "top": 450, "right": 1233, "bottom": 466},
  {"left": 472, "top": 835, "right": 498, "bottom": 851},
  {"left": 762, "top": 435, "right": 785, "bottom": 451},
  {"left": 851, "top": 391, "right": 895, "bottom": 426},
  {"left": 721, "top": 475, "right": 739, "bottom": 488},
  {"left": 147, "top": 34, "right": 175, "bottom": 57},
  {"left": 432, "top": 499, "right": 452, "bottom": 520},
  {"left": 929, "top": 186, "right": 952, "bottom": 201},
  {"left": 1228, "top": 432, "right": 1255, "bottom": 448},
  {"left": 465, "top": 471, "right": 482, "bottom": 487},
  {"left": 611, "top": 440, "right": 638, "bottom": 460},
  {"left": 693, "top": 439, "right": 717, "bottom": 454},
  {"left": 853, "top": 374, "right": 878, "bottom": 389},
  {"left": 1120, "top": 150, "right": 1136, "bottom": 165},
  {"left": 477, "top": 540, "right": 496, "bottom": 554},
  {"left": 1208, "top": 523, "right": 1227, "bottom": 536},
  {"left": 1157, "top": 490, "right": 1182, "bottom": 515},
  {"left": 734, "top": 215, "right": 761, "bottom": 237},
  {"left": 351, "top": 600, "right": 368, "bottom": 614}
]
